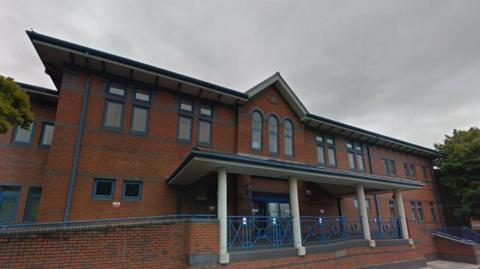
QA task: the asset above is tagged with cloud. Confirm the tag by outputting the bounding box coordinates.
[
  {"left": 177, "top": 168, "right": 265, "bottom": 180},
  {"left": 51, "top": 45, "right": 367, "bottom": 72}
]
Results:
[{"left": 1, "top": 0, "right": 478, "bottom": 147}]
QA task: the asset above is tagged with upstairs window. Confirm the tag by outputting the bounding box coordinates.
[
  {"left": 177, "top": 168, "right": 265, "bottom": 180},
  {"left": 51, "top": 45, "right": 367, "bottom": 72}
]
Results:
[
  {"left": 200, "top": 105, "right": 213, "bottom": 117},
  {"left": 0, "top": 186, "right": 21, "bottom": 223},
  {"left": 326, "top": 136, "right": 336, "bottom": 166},
  {"left": 316, "top": 135, "right": 326, "bottom": 166},
  {"left": 130, "top": 106, "right": 149, "bottom": 134},
  {"left": 410, "top": 201, "right": 424, "bottom": 222},
  {"left": 198, "top": 105, "right": 213, "bottom": 145},
  {"left": 179, "top": 99, "right": 193, "bottom": 112},
  {"left": 284, "top": 119, "right": 294, "bottom": 156},
  {"left": 410, "top": 164, "right": 416, "bottom": 179},
  {"left": 12, "top": 123, "right": 34, "bottom": 144},
  {"left": 316, "top": 135, "right": 336, "bottom": 166},
  {"left": 422, "top": 166, "right": 430, "bottom": 180},
  {"left": 177, "top": 99, "right": 193, "bottom": 142},
  {"left": 346, "top": 142, "right": 365, "bottom": 172},
  {"left": 382, "top": 159, "right": 389, "bottom": 175},
  {"left": 92, "top": 179, "right": 115, "bottom": 199},
  {"left": 103, "top": 100, "right": 124, "bottom": 130},
  {"left": 39, "top": 123, "right": 54, "bottom": 146},
  {"left": 403, "top": 162, "right": 411, "bottom": 178},
  {"left": 382, "top": 158, "right": 396, "bottom": 176},
  {"left": 389, "top": 160, "right": 397, "bottom": 176},
  {"left": 268, "top": 115, "right": 279, "bottom": 154},
  {"left": 134, "top": 89, "right": 151, "bottom": 103},
  {"left": 251, "top": 111, "right": 263, "bottom": 150},
  {"left": 107, "top": 84, "right": 126, "bottom": 97}
]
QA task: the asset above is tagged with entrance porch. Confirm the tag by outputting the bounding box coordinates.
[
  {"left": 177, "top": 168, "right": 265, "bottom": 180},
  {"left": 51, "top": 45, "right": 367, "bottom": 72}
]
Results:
[{"left": 168, "top": 149, "right": 421, "bottom": 264}]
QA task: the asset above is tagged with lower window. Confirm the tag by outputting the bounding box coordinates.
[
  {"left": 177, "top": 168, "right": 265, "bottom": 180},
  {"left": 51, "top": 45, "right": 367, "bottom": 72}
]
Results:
[
  {"left": 0, "top": 186, "right": 21, "bottom": 223},
  {"left": 122, "top": 181, "right": 142, "bottom": 200},
  {"left": 92, "top": 179, "right": 115, "bottom": 199},
  {"left": 23, "top": 187, "right": 42, "bottom": 222}
]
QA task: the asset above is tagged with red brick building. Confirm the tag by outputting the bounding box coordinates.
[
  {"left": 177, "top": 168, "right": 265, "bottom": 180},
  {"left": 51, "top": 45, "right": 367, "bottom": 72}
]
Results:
[{"left": 0, "top": 31, "right": 446, "bottom": 267}]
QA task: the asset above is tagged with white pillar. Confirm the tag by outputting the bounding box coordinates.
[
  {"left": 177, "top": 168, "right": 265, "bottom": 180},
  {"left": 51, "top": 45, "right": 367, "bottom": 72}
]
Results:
[
  {"left": 217, "top": 167, "right": 229, "bottom": 264},
  {"left": 356, "top": 184, "right": 375, "bottom": 247},
  {"left": 289, "top": 176, "right": 306, "bottom": 256},
  {"left": 394, "top": 189, "right": 411, "bottom": 242}
]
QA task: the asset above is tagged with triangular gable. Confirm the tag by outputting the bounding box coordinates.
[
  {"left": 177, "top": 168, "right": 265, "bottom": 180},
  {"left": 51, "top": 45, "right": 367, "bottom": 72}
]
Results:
[{"left": 245, "top": 72, "right": 308, "bottom": 120}]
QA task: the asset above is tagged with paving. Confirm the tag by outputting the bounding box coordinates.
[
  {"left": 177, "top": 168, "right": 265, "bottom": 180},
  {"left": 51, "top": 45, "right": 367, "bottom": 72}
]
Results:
[{"left": 420, "top": 260, "right": 479, "bottom": 269}]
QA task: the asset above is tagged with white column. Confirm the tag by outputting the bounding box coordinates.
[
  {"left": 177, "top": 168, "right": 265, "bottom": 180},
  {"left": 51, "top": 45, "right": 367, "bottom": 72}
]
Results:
[
  {"left": 289, "top": 176, "right": 306, "bottom": 256},
  {"left": 394, "top": 189, "right": 411, "bottom": 242},
  {"left": 356, "top": 184, "right": 375, "bottom": 247},
  {"left": 217, "top": 167, "right": 229, "bottom": 264}
]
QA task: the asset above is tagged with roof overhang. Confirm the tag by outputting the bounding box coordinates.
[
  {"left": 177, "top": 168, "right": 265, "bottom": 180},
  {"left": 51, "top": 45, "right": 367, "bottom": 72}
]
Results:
[
  {"left": 26, "top": 31, "right": 248, "bottom": 106},
  {"left": 17, "top": 82, "right": 58, "bottom": 105},
  {"left": 167, "top": 149, "right": 424, "bottom": 194}
]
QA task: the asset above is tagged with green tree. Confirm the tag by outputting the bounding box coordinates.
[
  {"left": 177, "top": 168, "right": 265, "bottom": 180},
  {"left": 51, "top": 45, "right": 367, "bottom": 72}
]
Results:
[
  {"left": 0, "top": 76, "right": 34, "bottom": 133},
  {"left": 434, "top": 127, "right": 480, "bottom": 223}
]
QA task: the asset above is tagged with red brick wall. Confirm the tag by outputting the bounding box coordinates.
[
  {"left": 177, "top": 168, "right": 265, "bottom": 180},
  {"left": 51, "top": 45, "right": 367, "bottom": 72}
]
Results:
[
  {"left": 434, "top": 236, "right": 480, "bottom": 264},
  {"left": 0, "top": 93, "right": 57, "bottom": 223}
]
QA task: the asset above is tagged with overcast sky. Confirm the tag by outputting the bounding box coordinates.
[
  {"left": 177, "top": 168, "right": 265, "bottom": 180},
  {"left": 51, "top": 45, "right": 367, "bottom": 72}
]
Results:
[{"left": 1, "top": 0, "right": 479, "bottom": 148}]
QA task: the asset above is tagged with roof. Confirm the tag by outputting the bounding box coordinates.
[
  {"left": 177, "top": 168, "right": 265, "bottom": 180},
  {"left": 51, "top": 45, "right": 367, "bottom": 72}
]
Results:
[
  {"left": 17, "top": 82, "right": 58, "bottom": 98},
  {"left": 26, "top": 30, "right": 248, "bottom": 105},
  {"left": 166, "top": 149, "right": 424, "bottom": 193}
]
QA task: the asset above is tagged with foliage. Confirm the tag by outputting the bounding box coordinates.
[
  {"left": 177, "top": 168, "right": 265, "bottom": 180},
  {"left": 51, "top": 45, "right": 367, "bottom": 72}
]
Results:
[
  {"left": 0, "top": 76, "right": 34, "bottom": 133},
  {"left": 434, "top": 127, "right": 480, "bottom": 222}
]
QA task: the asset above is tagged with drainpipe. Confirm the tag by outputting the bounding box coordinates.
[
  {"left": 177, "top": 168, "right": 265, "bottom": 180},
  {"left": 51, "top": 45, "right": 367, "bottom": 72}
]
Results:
[{"left": 63, "top": 74, "right": 91, "bottom": 222}]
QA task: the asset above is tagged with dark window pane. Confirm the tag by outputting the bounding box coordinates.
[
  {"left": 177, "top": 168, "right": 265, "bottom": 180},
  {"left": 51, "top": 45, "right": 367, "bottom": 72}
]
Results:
[
  {"left": 24, "top": 187, "right": 41, "bottom": 222},
  {"left": 131, "top": 107, "right": 148, "bottom": 133},
  {"left": 404, "top": 163, "right": 411, "bottom": 178},
  {"left": 13, "top": 123, "right": 33, "bottom": 143},
  {"left": 347, "top": 152, "right": 355, "bottom": 169},
  {"left": 0, "top": 186, "right": 21, "bottom": 223},
  {"left": 251, "top": 111, "right": 262, "bottom": 149},
  {"left": 94, "top": 180, "right": 114, "bottom": 197},
  {"left": 268, "top": 116, "right": 278, "bottom": 153},
  {"left": 382, "top": 159, "right": 389, "bottom": 176},
  {"left": 40, "top": 124, "right": 54, "bottom": 146},
  {"left": 178, "top": 116, "right": 192, "bottom": 140},
  {"left": 285, "top": 137, "right": 293, "bottom": 156},
  {"left": 389, "top": 160, "right": 397, "bottom": 176},
  {"left": 411, "top": 164, "right": 416, "bottom": 178},
  {"left": 123, "top": 182, "right": 141, "bottom": 199},
  {"left": 284, "top": 120, "right": 293, "bottom": 155},
  {"left": 417, "top": 202, "right": 424, "bottom": 221},
  {"left": 356, "top": 154, "right": 365, "bottom": 171},
  {"left": 199, "top": 120, "right": 212, "bottom": 144},
  {"left": 104, "top": 101, "right": 123, "bottom": 129},
  {"left": 327, "top": 148, "right": 336, "bottom": 166}
]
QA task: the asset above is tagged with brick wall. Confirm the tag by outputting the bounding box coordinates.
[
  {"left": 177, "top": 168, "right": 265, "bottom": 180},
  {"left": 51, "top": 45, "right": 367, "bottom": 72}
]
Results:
[{"left": 434, "top": 236, "right": 480, "bottom": 264}]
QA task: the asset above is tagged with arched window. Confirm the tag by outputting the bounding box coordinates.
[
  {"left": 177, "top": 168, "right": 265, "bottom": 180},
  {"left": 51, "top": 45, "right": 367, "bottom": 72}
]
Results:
[
  {"left": 268, "top": 115, "right": 279, "bottom": 153},
  {"left": 251, "top": 111, "right": 263, "bottom": 149},
  {"left": 284, "top": 119, "right": 293, "bottom": 156}
]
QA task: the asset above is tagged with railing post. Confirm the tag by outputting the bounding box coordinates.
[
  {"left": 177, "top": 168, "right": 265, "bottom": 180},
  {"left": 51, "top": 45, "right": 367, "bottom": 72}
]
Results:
[
  {"left": 394, "top": 189, "right": 413, "bottom": 245},
  {"left": 289, "top": 176, "right": 306, "bottom": 256},
  {"left": 356, "top": 184, "right": 375, "bottom": 247},
  {"left": 340, "top": 216, "right": 347, "bottom": 240},
  {"left": 217, "top": 167, "right": 229, "bottom": 264}
]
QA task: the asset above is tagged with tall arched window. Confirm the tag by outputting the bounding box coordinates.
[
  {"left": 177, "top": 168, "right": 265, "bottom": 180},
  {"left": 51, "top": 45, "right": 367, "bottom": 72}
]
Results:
[
  {"left": 251, "top": 111, "right": 263, "bottom": 150},
  {"left": 284, "top": 119, "right": 293, "bottom": 156},
  {"left": 268, "top": 115, "right": 279, "bottom": 153}
]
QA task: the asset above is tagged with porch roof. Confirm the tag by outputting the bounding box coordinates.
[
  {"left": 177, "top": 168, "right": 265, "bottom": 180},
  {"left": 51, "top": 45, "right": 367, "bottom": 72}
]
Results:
[{"left": 166, "top": 149, "right": 424, "bottom": 192}]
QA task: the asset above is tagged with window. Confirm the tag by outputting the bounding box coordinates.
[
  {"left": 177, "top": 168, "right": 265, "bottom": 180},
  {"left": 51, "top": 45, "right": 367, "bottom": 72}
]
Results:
[
  {"left": 179, "top": 99, "right": 193, "bottom": 112},
  {"left": 200, "top": 105, "right": 213, "bottom": 117},
  {"left": 410, "top": 164, "right": 416, "bottom": 179},
  {"left": 389, "top": 200, "right": 397, "bottom": 217},
  {"left": 347, "top": 142, "right": 364, "bottom": 171},
  {"left": 422, "top": 166, "right": 430, "bottom": 180},
  {"left": 316, "top": 135, "right": 326, "bottom": 166},
  {"left": 130, "top": 106, "right": 149, "bottom": 134},
  {"left": 251, "top": 111, "right": 263, "bottom": 150},
  {"left": 382, "top": 158, "right": 396, "bottom": 176},
  {"left": 410, "top": 201, "right": 424, "bottom": 222},
  {"left": 134, "top": 89, "right": 151, "bottom": 103},
  {"left": 39, "top": 123, "right": 54, "bottom": 146},
  {"left": 403, "top": 162, "right": 411, "bottom": 178},
  {"left": 0, "top": 186, "right": 21, "bottom": 223},
  {"left": 353, "top": 197, "right": 371, "bottom": 209},
  {"left": 430, "top": 202, "right": 437, "bottom": 222},
  {"left": 326, "top": 136, "right": 336, "bottom": 166},
  {"left": 122, "top": 181, "right": 142, "bottom": 200},
  {"left": 92, "top": 179, "right": 115, "bottom": 199},
  {"left": 268, "top": 115, "right": 279, "bottom": 154},
  {"left": 23, "top": 187, "right": 42, "bottom": 222},
  {"left": 103, "top": 101, "right": 124, "bottom": 129},
  {"left": 284, "top": 119, "right": 293, "bottom": 156},
  {"left": 198, "top": 120, "right": 212, "bottom": 144},
  {"left": 12, "top": 123, "right": 34, "bottom": 144},
  {"left": 177, "top": 116, "right": 193, "bottom": 141},
  {"left": 107, "top": 84, "right": 126, "bottom": 97}
]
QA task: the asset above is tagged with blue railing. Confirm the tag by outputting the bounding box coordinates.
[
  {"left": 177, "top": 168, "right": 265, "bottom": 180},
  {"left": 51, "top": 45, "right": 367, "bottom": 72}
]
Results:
[
  {"left": 369, "top": 217, "right": 400, "bottom": 239},
  {"left": 227, "top": 216, "right": 293, "bottom": 250},
  {"left": 301, "top": 216, "right": 363, "bottom": 244},
  {"left": 431, "top": 226, "right": 480, "bottom": 244}
]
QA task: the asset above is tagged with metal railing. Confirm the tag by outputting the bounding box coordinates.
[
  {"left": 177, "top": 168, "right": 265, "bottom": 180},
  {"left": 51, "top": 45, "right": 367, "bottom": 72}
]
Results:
[
  {"left": 370, "top": 217, "right": 401, "bottom": 239},
  {"left": 301, "top": 216, "right": 363, "bottom": 244},
  {"left": 431, "top": 226, "right": 480, "bottom": 244},
  {"left": 227, "top": 216, "right": 293, "bottom": 250}
]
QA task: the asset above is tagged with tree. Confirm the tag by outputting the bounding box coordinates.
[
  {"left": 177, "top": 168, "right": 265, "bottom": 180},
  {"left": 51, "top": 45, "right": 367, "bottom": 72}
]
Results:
[
  {"left": 434, "top": 127, "right": 480, "bottom": 224},
  {"left": 0, "top": 76, "right": 34, "bottom": 133}
]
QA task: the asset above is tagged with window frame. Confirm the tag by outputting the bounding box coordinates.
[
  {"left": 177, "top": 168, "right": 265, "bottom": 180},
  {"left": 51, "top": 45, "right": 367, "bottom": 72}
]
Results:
[
  {"left": 251, "top": 110, "right": 263, "bottom": 150},
  {"left": 92, "top": 178, "right": 116, "bottom": 200},
  {"left": 283, "top": 119, "right": 294, "bottom": 157},
  {"left": 347, "top": 142, "right": 365, "bottom": 172},
  {"left": 133, "top": 88, "right": 152, "bottom": 104},
  {"left": 410, "top": 164, "right": 417, "bottom": 179},
  {"left": 267, "top": 115, "right": 279, "bottom": 154},
  {"left": 39, "top": 122, "right": 55, "bottom": 147},
  {"left": 325, "top": 135, "right": 337, "bottom": 167},
  {"left": 403, "top": 162, "right": 411, "bottom": 178},
  {"left": 198, "top": 119, "right": 212, "bottom": 145},
  {"left": 177, "top": 115, "right": 193, "bottom": 143},
  {"left": 179, "top": 98, "right": 194, "bottom": 113},
  {"left": 106, "top": 82, "right": 127, "bottom": 99},
  {"left": 11, "top": 122, "right": 35, "bottom": 145},
  {"left": 102, "top": 99, "right": 125, "bottom": 131},
  {"left": 121, "top": 180, "right": 143, "bottom": 201},
  {"left": 389, "top": 160, "right": 397, "bottom": 176},
  {"left": 199, "top": 104, "right": 213, "bottom": 118},
  {"left": 0, "top": 186, "right": 21, "bottom": 224},
  {"left": 429, "top": 202, "right": 437, "bottom": 222},
  {"left": 23, "top": 187, "right": 42, "bottom": 223},
  {"left": 129, "top": 105, "right": 150, "bottom": 135},
  {"left": 315, "top": 135, "right": 326, "bottom": 166}
]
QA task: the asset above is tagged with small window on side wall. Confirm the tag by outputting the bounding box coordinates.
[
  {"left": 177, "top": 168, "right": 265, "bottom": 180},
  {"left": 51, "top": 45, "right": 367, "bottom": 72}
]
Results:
[
  {"left": 130, "top": 106, "right": 149, "bottom": 134},
  {"left": 40, "top": 123, "right": 54, "bottom": 146},
  {"left": 12, "top": 123, "right": 34, "bottom": 144},
  {"left": 108, "top": 84, "right": 126, "bottom": 97},
  {"left": 134, "top": 89, "right": 151, "bottom": 103},
  {"left": 92, "top": 179, "right": 115, "bottom": 199},
  {"left": 122, "top": 181, "right": 142, "bottom": 200},
  {"left": 198, "top": 120, "right": 212, "bottom": 145},
  {"left": 23, "top": 187, "right": 42, "bottom": 222},
  {"left": 103, "top": 101, "right": 124, "bottom": 130},
  {"left": 177, "top": 116, "right": 193, "bottom": 142},
  {"left": 0, "top": 186, "right": 21, "bottom": 223}
]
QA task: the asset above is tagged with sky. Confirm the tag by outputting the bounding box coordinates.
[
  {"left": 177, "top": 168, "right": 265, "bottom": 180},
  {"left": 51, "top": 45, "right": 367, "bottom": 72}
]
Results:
[{"left": 1, "top": 0, "right": 479, "bottom": 148}]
